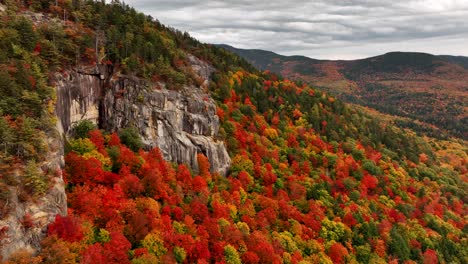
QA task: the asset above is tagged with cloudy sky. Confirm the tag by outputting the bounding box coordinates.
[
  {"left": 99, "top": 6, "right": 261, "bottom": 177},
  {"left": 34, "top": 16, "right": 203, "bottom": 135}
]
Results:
[{"left": 124, "top": 0, "right": 468, "bottom": 60}]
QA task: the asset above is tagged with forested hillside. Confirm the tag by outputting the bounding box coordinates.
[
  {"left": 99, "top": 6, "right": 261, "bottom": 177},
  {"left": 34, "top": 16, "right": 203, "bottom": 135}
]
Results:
[
  {"left": 0, "top": 1, "right": 466, "bottom": 263},
  {"left": 220, "top": 45, "right": 468, "bottom": 140}
]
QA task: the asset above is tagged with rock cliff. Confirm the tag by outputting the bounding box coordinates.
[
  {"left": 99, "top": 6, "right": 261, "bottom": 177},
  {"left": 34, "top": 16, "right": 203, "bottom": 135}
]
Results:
[
  {"left": 0, "top": 133, "right": 67, "bottom": 260},
  {"left": 55, "top": 57, "right": 230, "bottom": 175},
  {"left": 1, "top": 54, "right": 230, "bottom": 260}
]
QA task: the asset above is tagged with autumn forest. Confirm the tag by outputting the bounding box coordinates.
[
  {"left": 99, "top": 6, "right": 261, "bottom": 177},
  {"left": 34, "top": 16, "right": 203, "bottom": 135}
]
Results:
[{"left": 0, "top": 1, "right": 466, "bottom": 264}]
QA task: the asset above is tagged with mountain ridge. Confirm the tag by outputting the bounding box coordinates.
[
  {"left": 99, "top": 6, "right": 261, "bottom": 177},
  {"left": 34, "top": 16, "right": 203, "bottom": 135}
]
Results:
[
  {"left": 218, "top": 44, "right": 468, "bottom": 65},
  {"left": 219, "top": 44, "right": 468, "bottom": 139}
]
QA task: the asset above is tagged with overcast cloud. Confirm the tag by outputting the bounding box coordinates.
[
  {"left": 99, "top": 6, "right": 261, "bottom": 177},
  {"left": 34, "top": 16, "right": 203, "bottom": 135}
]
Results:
[{"left": 124, "top": 0, "right": 468, "bottom": 59}]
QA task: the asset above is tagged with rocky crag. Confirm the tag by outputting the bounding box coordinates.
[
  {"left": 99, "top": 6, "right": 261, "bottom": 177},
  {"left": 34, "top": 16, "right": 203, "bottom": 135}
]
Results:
[
  {"left": 1, "top": 54, "right": 230, "bottom": 260},
  {"left": 55, "top": 56, "right": 230, "bottom": 175}
]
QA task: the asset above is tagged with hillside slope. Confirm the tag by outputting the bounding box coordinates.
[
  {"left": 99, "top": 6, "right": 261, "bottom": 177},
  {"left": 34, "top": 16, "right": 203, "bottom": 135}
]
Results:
[
  {"left": 220, "top": 45, "right": 468, "bottom": 140},
  {"left": 0, "top": 1, "right": 466, "bottom": 263}
]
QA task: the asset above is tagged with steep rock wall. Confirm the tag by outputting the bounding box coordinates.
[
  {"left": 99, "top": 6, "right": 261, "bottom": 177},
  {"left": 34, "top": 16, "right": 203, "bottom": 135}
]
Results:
[
  {"left": 55, "top": 60, "right": 230, "bottom": 175},
  {"left": 55, "top": 70, "right": 102, "bottom": 135}
]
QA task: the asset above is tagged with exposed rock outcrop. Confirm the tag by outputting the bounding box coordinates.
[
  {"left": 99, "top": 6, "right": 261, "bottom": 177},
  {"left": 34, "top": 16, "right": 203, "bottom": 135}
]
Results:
[
  {"left": 0, "top": 132, "right": 67, "bottom": 260},
  {"left": 1, "top": 54, "right": 230, "bottom": 260},
  {"left": 55, "top": 58, "right": 230, "bottom": 175},
  {"left": 55, "top": 69, "right": 102, "bottom": 136},
  {"left": 101, "top": 78, "right": 230, "bottom": 175}
]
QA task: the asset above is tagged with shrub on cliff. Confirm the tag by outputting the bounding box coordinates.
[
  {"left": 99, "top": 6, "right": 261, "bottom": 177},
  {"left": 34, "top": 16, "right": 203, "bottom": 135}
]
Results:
[{"left": 119, "top": 127, "right": 143, "bottom": 152}]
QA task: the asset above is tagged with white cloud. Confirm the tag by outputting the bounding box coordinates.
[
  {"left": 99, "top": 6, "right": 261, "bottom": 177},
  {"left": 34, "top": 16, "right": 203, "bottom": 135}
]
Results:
[{"left": 124, "top": 0, "right": 468, "bottom": 59}]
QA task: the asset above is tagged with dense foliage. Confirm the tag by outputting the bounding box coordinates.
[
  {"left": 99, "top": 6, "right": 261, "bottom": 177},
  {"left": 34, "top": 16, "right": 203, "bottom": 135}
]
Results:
[
  {"left": 222, "top": 46, "right": 468, "bottom": 140},
  {"left": 0, "top": 1, "right": 466, "bottom": 263},
  {"left": 21, "top": 80, "right": 466, "bottom": 263},
  {"left": 0, "top": 0, "right": 252, "bottom": 217},
  {"left": 0, "top": 1, "right": 58, "bottom": 215},
  {"left": 9, "top": 119, "right": 465, "bottom": 263}
]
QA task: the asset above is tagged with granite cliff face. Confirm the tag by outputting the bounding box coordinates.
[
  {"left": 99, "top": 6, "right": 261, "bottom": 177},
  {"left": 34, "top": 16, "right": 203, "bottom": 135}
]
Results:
[{"left": 55, "top": 57, "right": 230, "bottom": 175}]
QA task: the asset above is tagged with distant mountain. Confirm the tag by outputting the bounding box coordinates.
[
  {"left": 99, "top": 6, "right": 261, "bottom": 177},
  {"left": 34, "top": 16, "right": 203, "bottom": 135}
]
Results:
[
  {"left": 219, "top": 45, "right": 468, "bottom": 139},
  {"left": 438, "top": 55, "right": 468, "bottom": 69}
]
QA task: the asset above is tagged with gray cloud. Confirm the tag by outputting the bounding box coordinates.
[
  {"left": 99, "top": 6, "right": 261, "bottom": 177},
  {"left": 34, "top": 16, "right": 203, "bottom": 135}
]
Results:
[{"left": 124, "top": 0, "right": 468, "bottom": 59}]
